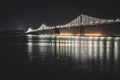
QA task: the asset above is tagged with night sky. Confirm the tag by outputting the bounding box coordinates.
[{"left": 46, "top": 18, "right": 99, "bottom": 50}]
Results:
[{"left": 0, "top": 0, "right": 120, "bottom": 31}]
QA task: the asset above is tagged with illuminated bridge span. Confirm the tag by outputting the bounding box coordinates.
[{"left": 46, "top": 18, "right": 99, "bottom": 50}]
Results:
[{"left": 25, "top": 14, "right": 120, "bottom": 35}]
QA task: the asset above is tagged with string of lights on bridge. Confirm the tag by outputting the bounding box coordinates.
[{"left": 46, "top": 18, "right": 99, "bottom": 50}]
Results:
[{"left": 25, "top": 14, "right": 120, "bottom": 33}]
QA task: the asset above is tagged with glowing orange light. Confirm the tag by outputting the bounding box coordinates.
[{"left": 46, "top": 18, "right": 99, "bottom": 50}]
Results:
[
  {"left": 53, "top": 32, "right": 103, "bottom": 36},
  {"left": 59, "top": 33, "right": 73, "bottom": 36},
  {"left": 84, "top": 34, "right": 102, "bottom": 36}
]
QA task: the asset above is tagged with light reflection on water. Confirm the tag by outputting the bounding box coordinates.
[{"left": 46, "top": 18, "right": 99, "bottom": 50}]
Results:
[{"left": 27, "top": 35, "right": 120, "bottom": 73}]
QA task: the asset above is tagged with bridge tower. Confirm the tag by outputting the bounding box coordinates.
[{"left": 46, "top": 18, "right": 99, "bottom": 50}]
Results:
[
  {"left": 55, "top": 26, "right": 60, "bottom": 34},
  {"left": 80, "top": 14, "right": 85, "bottom": 36}
]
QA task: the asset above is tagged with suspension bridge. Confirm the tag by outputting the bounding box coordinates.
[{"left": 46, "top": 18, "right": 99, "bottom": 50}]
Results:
[{"left": 25, "top": 14, "right": 120, "bottom": 35}]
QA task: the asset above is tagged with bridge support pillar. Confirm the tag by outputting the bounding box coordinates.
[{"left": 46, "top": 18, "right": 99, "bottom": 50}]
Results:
[
  {"left": 55, "top": 27, "right": 60, "bottom": 34},
  {"left": 80, "top": 26, "right": 84, "bottom": 36}
]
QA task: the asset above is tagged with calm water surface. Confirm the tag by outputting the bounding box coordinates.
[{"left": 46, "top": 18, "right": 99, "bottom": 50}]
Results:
[{"left": 0, "top": 35, "right": 120, "bottom": 79}]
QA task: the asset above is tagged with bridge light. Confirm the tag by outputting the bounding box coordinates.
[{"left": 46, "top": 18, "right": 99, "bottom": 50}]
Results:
[
  {"left": 60, "top": 25, "right": 62, "bottom": 28},
  {"left": 101, "top": 20, "right": 105, "bottom": 23},
  {"left": 64, "top": 24, "right": 67, "bottom": 27},
  {"left": 25, "top": 27, "right": 34, "bottom": 33},
  {"left": 63, "top": 25, "right": 65, "bottom": 27},
  {"left": 108, "top": 20, "right": 112, "bottom": 23},
  {"left": 28, "top": 28, "right": 33, "bottom": 31},
  {"left": 116, "top": 19, "right": 120, "bottom": 22},
  {"left": 111, "top": 20, "right": 114, "bottom": 22},
  {"left": 56, "top": 26, "right": 60, "bottom": 28},
  {"left": 90, "top": 22, "right": 93, "bottom": 24},
  {"left": 68, "top": 24, "right": 70, "bottom": 26},
  {"left": 95, "top": 21, "right": 98, "bottom": 24}
]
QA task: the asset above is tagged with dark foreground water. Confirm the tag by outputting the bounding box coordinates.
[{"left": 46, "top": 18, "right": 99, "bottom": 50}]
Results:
[{"left": 0, "top": 35, "right": 120, "bottom": 79}]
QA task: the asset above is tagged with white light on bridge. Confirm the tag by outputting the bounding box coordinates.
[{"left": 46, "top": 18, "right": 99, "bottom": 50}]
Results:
[
  {"left": 95, "top": 21, "right": 98, "bottom": 24},
  {"left": 90, "top": 22, "right": 93, "bottom": 24},
  {"left": 108, "top": 20, "right": 112, "bottom": 23},
  {"left": 101, "top": 20, "right": 105, "bottom": 23},
  {"left": 26, "top": 28, "right": 33, "bottom": 33},
  {"left": 116, "top": 19, "right": 120, "bottom": 22}
]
